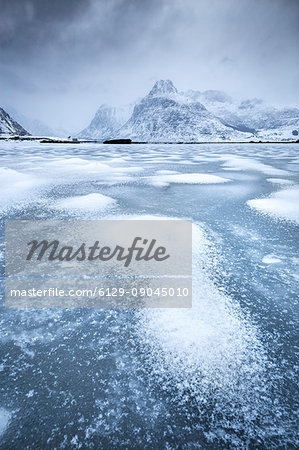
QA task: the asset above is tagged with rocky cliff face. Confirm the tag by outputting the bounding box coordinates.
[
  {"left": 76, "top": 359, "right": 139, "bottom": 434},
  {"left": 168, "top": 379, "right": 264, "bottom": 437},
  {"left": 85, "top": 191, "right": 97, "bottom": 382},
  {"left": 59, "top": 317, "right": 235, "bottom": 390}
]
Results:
[{"left": 0, "top": 108, "right": 29, "bottom": 136}]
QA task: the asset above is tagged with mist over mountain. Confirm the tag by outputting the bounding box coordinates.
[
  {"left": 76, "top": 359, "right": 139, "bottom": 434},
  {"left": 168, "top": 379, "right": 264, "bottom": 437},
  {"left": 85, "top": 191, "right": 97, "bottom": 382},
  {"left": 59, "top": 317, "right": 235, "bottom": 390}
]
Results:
[{"left": 3, "top": 106, "right": 70, "bottom": 138}]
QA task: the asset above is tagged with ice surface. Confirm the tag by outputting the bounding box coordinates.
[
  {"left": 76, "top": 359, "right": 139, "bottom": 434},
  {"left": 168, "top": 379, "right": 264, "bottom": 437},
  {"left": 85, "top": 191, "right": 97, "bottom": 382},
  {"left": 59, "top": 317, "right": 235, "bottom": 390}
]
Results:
[
  {"left": 248, "top": 186, "right": 299, "bottom": 224},
  {"left": 0, "top": 142, "right": 298, "bottom": 447},
  {"left": 149, "top": 173, "right": 230, "bottom": 187},
  {"left": 53, "top": 193, "right": 116, "bottom": 211}
]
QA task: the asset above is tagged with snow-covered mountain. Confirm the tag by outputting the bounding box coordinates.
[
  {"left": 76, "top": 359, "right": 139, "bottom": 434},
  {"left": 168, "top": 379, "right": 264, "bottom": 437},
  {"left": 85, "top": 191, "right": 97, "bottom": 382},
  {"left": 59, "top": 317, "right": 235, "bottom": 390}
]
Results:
[
  {"left": 118, "top": 80, "right": 251, "bottom": 141},
  {"left": 79, "top": 80, "right": 299, "bottom": 142},
  {"left": 184, "top": 90, "right": 299, "bottom": 140},
  {"left": 0, "top": 108, "right": 29, "bottom": 136},
  {"left": 78, "top": 104, "right": 133, "bottom": 139}
]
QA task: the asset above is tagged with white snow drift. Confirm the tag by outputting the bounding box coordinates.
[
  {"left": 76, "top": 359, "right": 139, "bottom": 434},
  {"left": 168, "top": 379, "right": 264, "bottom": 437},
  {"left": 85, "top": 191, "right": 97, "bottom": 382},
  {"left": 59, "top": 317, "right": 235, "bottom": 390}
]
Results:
[
  {"left": 248, "top": 186, "right": 299, "bottom": 224},
  {"left": 54, "top": 193, "right": 116, "bottom": 211},
  {"left": 149, "top": 172, "right": 230, "bottom": 187}
]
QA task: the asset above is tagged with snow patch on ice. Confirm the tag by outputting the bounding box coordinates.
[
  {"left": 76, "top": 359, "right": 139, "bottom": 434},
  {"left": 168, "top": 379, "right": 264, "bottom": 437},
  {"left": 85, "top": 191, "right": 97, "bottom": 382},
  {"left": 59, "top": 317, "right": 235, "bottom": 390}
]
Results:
[
  {"left": 26, "top": 390, "right": 35, "bottom": 398},
  {"left": 138, "top": 223, "right": 266, "bottom": 382},
  {"left": 262, "top": 255, "right": 282, "bottom": 264},
  {"left": 130, "top": 220, "right": 277, "bottom": 446},
  {"left": 54, "top": 193, "right": 116, "bottom": 211},
  {"left": 45, "top": 158, "right": 140, "bottom": 184},
  {"left": 0, "top": 408, "right": 11, "bottom": 436},
  {"left": 266, "top": 178, "right": 293, "bottom": 185},
  {"left": 248, "top": 187, "right": 299, "bottom": 224},
  {"left": 155, "top": 170, "right": 178, "bottom": 175},
  {"left": 0, "top": 167, "right": 42, "bottom": 207},
  {"left": 220, "top": 156, "right": 290, "bottom": 176},
  {"left": 149, "top": 173, "right": 230, "bottom": 187}
]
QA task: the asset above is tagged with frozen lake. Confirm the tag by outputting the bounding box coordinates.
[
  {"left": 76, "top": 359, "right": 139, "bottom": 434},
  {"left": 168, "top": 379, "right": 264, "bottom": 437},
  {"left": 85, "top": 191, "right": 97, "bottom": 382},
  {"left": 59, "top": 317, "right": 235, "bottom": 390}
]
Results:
[{"left": 0, "top": 142, "right": 298, "bottom": 447}]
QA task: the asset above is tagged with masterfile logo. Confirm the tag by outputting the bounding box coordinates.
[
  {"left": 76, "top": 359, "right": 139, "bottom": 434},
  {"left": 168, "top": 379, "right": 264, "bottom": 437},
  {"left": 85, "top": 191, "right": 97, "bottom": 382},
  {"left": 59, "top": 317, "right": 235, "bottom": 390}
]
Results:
[{"left": 25, "top": 236, "right": 170, "bottom": 267}]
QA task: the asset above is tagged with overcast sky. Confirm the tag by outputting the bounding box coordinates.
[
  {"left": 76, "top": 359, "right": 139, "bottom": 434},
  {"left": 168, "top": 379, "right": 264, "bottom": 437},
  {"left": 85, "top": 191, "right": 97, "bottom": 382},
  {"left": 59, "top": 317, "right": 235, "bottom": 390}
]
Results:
[{"left": 1, "top": 0, "right": 298, "bottom": 132}]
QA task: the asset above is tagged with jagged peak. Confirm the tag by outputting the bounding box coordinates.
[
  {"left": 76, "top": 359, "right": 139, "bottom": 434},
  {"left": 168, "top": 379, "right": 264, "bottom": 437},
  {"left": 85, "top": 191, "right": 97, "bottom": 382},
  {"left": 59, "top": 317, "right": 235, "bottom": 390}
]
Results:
[{"left": 148, "top": 80, "right": 177, "bottom": 97}]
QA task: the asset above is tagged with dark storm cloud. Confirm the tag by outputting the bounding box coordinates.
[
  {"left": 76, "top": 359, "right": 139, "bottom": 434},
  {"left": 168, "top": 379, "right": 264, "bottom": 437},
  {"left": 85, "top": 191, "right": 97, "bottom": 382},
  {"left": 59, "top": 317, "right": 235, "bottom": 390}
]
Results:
[
  {"left": 0, "top": 0, "right": 84, "bottom": 51},
  {"left": 1, "top": 0, "right": 299, "bottom": 132},
  {"left": 1, "top": 0, "right": 173, "bottom": 63}
]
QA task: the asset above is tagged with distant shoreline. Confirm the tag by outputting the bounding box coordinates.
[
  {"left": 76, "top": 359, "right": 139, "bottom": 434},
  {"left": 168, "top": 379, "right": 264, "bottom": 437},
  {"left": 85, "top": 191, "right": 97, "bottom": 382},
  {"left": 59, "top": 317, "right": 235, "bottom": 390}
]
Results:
[{"left": 0, "top": 136, "right": 299, "bottom": 145}]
